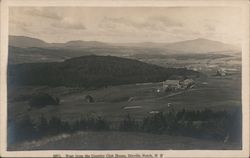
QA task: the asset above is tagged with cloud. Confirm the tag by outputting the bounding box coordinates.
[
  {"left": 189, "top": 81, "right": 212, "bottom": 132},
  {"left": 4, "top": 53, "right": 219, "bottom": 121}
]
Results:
[
  {"left": 100, "top": 16, "right": 182, "bottom": 31},
  {"left": 10, "top": 19, "right": 29, "bottom": 28},
  {"left": 9, "top": 7, "right": 242, "bottom": 45},
  {"left": 100, "top": 17, "right": 148, "bottom": 29},
  {"left": 148, "top": 16, "right": 183, "bottom": 27},
  {"left": 51, "top": 21, "right": 86, "bottom": 30},
  {"left": 171, "top": 28, "right": 201, "bottom": 36},
  {"left": 204, "top": 24, "right": 216, "bottom": 31},
  {"left": 25, "top": 8, "right": 63, "bottom": 20}
]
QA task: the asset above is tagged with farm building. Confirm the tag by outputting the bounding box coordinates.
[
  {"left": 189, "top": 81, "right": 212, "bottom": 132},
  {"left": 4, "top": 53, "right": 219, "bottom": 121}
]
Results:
[
  {"left": 163, "top": 79, "right": 195, "bottom": 91},
  {"left": 216, "top": 69, "right": 227, "bottom": 76},
  {"left": 163, "top": 80, "right": 181, "bottom": 91},
  {"left": 180, "top": 79, "right": 195, "bottom": 89},
  {"left": 128, "top": 97, "right": 134, "bottom": 102}
]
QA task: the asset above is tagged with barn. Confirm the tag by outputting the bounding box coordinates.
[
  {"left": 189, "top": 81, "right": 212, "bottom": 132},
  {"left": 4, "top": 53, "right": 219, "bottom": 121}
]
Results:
[
  {"left": 163, "top": 80, "right": 181, "bottom": 91},
  {"left": 181, "top": 79, "right": 195, "bottom": 89},
  {"left": 163, "top": 79, "right": 195, "bottom": 91},
  {"left": 216, "top": 69, "right": 227, "bottom": 76}
]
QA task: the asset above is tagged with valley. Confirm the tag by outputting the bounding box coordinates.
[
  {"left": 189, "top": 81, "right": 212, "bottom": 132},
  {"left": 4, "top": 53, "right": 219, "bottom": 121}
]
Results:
[{"left": 7, "top": 36, "right": 242, "bottom": 150}]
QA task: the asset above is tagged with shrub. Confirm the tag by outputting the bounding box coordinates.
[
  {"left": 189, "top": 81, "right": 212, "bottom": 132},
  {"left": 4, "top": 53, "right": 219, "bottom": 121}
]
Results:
[
  {"left": 28, "top": 93, "right": 60, "bottom": 108},
  {"left": 119, "top": 114, "right": 139, "bottom": 131},
  {"left": 142, "top": 112, "right": 167, "bottom": 134},
  {"left": 8, "top": 108, "right": 242, "bottom": 145},
  {"left": 85, "top": 95, "right": 94, "bottom": 103},
  {"left": 12, "top": 94, "right": 32, "bottom": 102},
  {"left": 36, "top": 115, "right": 50, "bottom": 137},
  {"left": 227, "top": 107, "right": 242, "bottom": 142},
  {"left": 9, "top": 115, "right": 37, "bottom": 143}
]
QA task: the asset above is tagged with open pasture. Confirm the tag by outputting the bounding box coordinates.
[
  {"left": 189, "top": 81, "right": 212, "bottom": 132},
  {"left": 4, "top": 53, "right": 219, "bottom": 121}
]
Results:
[{"left": 8, "top": 72, "right": 241, "bottom": 123}]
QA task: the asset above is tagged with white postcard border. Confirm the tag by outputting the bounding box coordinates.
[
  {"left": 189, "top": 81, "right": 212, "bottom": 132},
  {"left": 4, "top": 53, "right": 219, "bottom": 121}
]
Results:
[{"left": 0, "top": 0, "right": 249, "bottom": 157}]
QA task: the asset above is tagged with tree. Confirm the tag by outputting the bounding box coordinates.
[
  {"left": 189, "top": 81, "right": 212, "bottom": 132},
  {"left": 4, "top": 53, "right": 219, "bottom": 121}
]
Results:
[{"left": 29, "top": 93, "right": 60, "bottom": 108}]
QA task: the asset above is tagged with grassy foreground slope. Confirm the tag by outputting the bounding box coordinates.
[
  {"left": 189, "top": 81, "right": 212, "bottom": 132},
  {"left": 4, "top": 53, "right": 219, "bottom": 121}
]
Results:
[{"left": 8, "top": 131, "right": 241, "bottom": 150}]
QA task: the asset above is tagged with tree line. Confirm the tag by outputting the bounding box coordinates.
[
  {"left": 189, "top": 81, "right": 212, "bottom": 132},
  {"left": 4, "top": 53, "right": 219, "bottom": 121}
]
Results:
[{"left": 8, "top": 107, "right": 241, "bottom": 145}]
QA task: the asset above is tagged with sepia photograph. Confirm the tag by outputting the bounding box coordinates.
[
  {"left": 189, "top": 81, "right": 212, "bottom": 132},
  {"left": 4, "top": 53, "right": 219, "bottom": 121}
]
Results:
[{"left": 0, "top": 0, "right": 249, "bottom": 157}]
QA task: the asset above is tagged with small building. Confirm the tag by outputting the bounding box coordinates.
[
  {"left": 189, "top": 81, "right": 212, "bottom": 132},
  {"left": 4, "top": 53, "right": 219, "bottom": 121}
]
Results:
[
  {"left": 163, "top": 80, "right": 181, "bottom": 91},
  {"left": 128, "top": 97, "right": 134, "bottom": 102},
  {"left": 216, "top": 69, "right": 227, "bottom": 76},
  {"left": 163, "top": 79, "right": 195, "bottom": 91},
  {"left": 180, "top": 79, "right": 195, "bottom": 89},
  {"left": 84, "top": 95, "right": 94, "bottom": 103}
]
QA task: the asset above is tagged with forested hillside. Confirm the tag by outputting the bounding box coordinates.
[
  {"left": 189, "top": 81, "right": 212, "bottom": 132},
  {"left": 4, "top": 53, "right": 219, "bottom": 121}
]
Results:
[{"left": 8, "top": 55, "right": 199, "bottom": 87}]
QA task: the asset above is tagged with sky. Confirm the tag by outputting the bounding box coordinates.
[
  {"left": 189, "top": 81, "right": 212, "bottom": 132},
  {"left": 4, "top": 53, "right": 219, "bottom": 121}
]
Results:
[{"left": 9, "top": 7, "right": 242, "bottom": 45}]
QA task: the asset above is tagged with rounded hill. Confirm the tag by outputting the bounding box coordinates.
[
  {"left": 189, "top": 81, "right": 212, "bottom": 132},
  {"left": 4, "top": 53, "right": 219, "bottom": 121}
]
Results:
[{"left": 8, "top": 55, "right": 199, "bottom": 87}]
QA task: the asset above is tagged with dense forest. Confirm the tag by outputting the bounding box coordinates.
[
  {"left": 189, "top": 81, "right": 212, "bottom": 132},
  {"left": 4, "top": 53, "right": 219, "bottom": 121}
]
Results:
[{"left": 8, "top": 55, "right": 199, "bottom": 88}]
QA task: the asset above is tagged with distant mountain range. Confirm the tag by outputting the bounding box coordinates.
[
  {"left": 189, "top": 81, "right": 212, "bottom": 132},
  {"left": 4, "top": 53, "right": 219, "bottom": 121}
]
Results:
[
  {"left": 8, "top": 55, "right": 199, "bottom": 87},
  {"left": 9, "top": 36, "right": 109, "bottom": 49},
  {"left": 9, "top": 36, "right": 50, "bottom": 48},
  {"left": 163, "top": 38, "right": 240, "bottom": 54},
  {"left": 9, "top": 35, "right": 239, "bottom": 52},
  {"left": 8, "top": 35, "right": 240, "bottom": 64}
]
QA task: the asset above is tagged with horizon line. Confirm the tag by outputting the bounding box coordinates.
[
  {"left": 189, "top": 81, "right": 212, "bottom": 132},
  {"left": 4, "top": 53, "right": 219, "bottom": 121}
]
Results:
[{"left": 8, "top": 34, "right": 239, "bottom": 47}]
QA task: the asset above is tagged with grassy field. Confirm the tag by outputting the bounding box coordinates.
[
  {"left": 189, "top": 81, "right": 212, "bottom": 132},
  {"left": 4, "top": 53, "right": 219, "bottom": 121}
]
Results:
[
  {"left": 8, "top": 72, "right": 241, "bottom": 123},
  {"left": 8, "top": 131, "right": 241, "bottom": 150}
]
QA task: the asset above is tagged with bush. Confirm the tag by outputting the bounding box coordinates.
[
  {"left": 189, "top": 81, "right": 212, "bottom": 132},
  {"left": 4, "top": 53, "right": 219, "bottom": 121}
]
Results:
[
  {"left": 119, "top": 114, "right": 139, "bottom": 131},
  {"left": 37, "top": 115, "right": 49, "bottom": 137},
  {"left": 12, "top": 94, "right": 32, "bottom": 102},
  {"left": 29, "top": 93, "right": 60, "bottom": 108},
  {"left": 84, "top": 95, "right": 94, "bottom": 103},
  {"left": 9, "top": 115, "right": 37, "bottom": 144},
  {"left": 75, "top": 116, "right": 110, "bottom": 131},
  {"left": 8, "top": 108, "right": 242, "bottom": 145},
  {"left": 142, "top": 112, "right": 167, "bottom": 134},
  {"left": 227, "top": 107, "right": 242, "bottom": 142}
]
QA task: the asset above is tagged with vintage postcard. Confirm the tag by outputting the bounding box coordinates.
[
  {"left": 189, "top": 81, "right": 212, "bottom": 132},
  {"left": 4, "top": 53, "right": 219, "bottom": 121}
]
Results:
[{"left": 0, "top": 0, "right": 249, "bottom": 157}]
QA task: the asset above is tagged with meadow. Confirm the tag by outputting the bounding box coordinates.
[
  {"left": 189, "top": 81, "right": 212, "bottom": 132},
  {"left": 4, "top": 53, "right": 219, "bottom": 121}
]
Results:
[
  {"left": 7, "top": 50, "right": 242, "bottom": 150},
  {"left": 8, "top": 72, "right": 241, "bottom": 123}
]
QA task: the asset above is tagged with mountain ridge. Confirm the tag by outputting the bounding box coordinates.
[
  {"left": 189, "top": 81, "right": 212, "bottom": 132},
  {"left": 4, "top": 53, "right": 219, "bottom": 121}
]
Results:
[
  {"left": 8, "top": 35, "right": 240, "bottom": 64},
  {"left": 163, "top": 38, "right": 239, "bottom": 53},
  {"left": 9, "top": 35, "right": 240, "bottom": 53}
]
